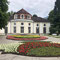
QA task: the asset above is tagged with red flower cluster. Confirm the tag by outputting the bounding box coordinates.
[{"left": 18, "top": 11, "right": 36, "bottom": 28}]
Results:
[
  {"left": 17, "top": 42, "right": 60, "bottom": 54},
  {"left": 6, "top": 36, "right": 48, "bottom": 40}
]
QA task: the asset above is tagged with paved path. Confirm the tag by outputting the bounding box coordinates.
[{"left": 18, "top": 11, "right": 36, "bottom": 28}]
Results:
[
  {"left": 0, "top": 54, "right": 60, "bottom": 60},
  {"left": 44, "top": 36, "right": 60, "bottom": 43},
  {"left": 0, "top": 36, "right": 60, "bottom": 44},
  {"left": 0, "top": 36, "right": 60, "bottom": 60},
  {"left": 0, "top": 36, "right": 21, "bottom": 44}
]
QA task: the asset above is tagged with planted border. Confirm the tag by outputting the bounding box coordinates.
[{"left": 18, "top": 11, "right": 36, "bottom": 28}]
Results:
[{"left": 6, "top": 35, "right": 48, "bottom": 40}]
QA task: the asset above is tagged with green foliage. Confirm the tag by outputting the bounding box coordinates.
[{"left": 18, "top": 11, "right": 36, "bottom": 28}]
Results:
[
  {"left": 48, "top": 0, "right": 60, "bottom": 35},
  {"left": 48, "top": 10, "right": 55, "bottom": 24},
  {"left": 27, "top": 47, "right": 60, "bottom": 56},
  {"left": 0, "top": 0, "right": 9, "bottom": 29},
  {"left": 33, "top": 14, "right": 38, "bottom": 17},
  {"left": 8, "top": 11, "right": 14, "bottom": 16}
]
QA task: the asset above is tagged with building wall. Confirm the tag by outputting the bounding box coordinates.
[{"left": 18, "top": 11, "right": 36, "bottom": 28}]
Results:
[
  {"left": 0, "top": 28, "right": 5, "bottom": 35},
  {"left": 0, "top": 20, "right": 50, "bottom": 35}
]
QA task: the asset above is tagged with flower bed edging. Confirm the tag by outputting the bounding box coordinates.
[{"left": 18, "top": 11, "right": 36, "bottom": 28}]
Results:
[{"left": 6, "top": 35, "right": 48, "bottom": 40}]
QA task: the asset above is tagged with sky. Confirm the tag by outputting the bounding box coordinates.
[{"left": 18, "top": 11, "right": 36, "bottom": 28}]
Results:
[{"left": 8, "top": 0, "right": 56, "bottom": 18}]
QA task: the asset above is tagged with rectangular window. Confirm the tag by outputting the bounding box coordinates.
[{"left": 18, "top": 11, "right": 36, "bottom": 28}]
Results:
[
  {"left": 14, "top": 27, "right": 16, "bottom": 33},
  {"left": 21, "top": 27, "right": 24, "bottom": 33},
  {"left": 28, "top": 27, "right": 31, "bottom": 33}
]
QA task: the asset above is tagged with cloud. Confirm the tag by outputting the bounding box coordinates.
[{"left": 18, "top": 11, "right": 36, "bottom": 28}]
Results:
[{"left": 8, "top": 0, "right": 56, "bottom": 17}]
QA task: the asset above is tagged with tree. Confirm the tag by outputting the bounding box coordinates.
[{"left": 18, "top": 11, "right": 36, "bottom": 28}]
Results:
[
  {"left": 48, "top": 0, "right": 60, "bottom": 35},
  {"left": 33, "top": 14, "right": 38, "bottom": 17},
  {"left": 48, "top": 10, "right": 55, "bottom": 24},
  {"left": 0, "top": 0, "right": 9, "bottom": 29},
  {"left": 8, "top": 11, "right": 14, "bottom": 16}
]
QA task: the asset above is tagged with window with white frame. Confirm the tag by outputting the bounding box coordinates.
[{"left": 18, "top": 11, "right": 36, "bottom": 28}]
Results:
[
  {"left": 28, "top": 27, "right": 31, "bottom": 33},
  {"left": 21, "top": 27, "right": 24, "bottom": 33},
  {"left": 14, "top": 27, "right": 16, "bottom": 33},
  {"left": 20, "top": 14, "right": 24, "bottom": 19}
]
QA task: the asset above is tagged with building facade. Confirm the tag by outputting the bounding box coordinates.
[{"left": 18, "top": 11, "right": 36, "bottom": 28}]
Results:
[{"left": 0, "top": 9, "right": 50, "bottom": 35}]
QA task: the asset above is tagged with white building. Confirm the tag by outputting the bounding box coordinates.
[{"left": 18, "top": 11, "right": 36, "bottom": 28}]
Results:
[{"left": 0, "top": 9, "right": 50, "bottom": 35}]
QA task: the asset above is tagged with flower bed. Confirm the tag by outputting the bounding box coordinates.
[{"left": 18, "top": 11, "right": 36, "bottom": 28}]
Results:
[
  {"left": 12, "top": 35, "right": 40, "bottom": 38},
  {"left": 6, "top": 35, "right": 48, "bottom": 40},
  {"left": 17, "top": 42, "right": 60, "bottom": 56}
]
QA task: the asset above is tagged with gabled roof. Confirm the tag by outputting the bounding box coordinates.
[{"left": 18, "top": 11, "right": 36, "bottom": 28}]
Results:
[
  {"left": 32, "top": 17, "right": 49, "bottom": 22},
  {"left": 16, "top": 8, "right": 32, "bottom": 15}
]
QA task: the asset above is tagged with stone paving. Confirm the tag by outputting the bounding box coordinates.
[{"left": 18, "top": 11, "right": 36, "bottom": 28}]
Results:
[
  {"left": 44, "top": 36, "right": 60, "bottom": 43},
  {"left": 0, "top": 54, "right": 60, "bottom": 60},
  {"left": 0, "top": 36, "right": 60, "bottom": 60},
  {"left": 0, "top": 36, "right": 21, "bottom": 44}
]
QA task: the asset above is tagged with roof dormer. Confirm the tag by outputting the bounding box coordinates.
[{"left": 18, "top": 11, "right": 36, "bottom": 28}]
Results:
[{"left": 13, "top": 9, "right": 32, "bottom": 19}]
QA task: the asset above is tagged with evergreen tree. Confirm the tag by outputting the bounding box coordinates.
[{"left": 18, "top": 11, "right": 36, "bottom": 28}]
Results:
[
  {"left": 48, "top": 0, "right": 60, "bottom": 35},
  {"left": 0, "top": 0, "right": 9, "bottom": 29}
]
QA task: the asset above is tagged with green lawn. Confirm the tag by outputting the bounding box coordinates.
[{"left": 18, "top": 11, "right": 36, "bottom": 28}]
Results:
[{"left": 27, "top": 47, "right": 60, "bottom": 57}]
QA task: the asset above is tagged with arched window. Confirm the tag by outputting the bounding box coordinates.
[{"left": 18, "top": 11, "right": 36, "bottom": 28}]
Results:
[
  {"left": 21, "top": 23, "right": 24, "bottom": 25},
  {"left": 44, "top": 24, "right": 46, "bottom": 26},
  {"left": 21, "top": 14, "right": 24, "bottom": 19},
  {"left": 29, "top": 23, "right": 31, "bottom": 26},
  {"left": 37, "top": 24, "right": 39, "bottom": 26}
]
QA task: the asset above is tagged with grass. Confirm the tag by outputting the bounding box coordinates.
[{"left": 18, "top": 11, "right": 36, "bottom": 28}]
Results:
[
  {"left": 21, "top": 40, "right": 50, "bottom": 43},
  {"left": 27, "top": 47, "right": 60, "bottom": 57}
]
